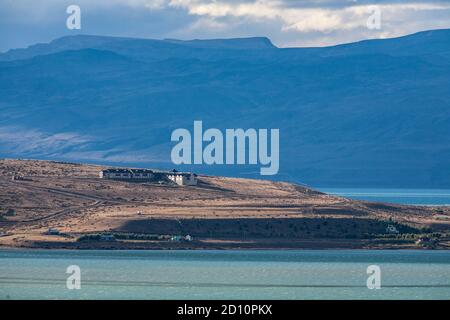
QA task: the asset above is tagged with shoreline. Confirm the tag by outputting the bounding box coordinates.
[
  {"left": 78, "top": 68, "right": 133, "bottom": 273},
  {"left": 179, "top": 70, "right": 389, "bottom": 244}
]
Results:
[
  {"left": 0, "top": 247, "right": 442, "bottom": 251},
  {"left": 1, "top": 237, "right": 447, "bottom": 251}
]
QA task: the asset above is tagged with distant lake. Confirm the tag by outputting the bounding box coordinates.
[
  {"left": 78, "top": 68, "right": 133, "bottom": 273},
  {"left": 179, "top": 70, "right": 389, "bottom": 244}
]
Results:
[
  {"left": 319, "top": 188, "right": 450, "bottom": 206},
  {"left": 1, "top": 249, "right": 449, "bottom": 300}
]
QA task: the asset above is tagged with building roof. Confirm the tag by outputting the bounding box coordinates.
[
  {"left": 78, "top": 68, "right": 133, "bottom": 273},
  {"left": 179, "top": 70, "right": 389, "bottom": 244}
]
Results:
[
  {"left": 131, "top": 169, "right": 154, "bottom": 174},
  {"left": 101, "top": 168, "right": 195, "bottom": 176},
  {"left": 102, "top": 168, "right": 133, "bottom": 174},
  {"left": 102, "top": 168, "right": 153, "bottom": 174},
  {"left": 168, "top": 172, "right": 197, "bottom": 177}
]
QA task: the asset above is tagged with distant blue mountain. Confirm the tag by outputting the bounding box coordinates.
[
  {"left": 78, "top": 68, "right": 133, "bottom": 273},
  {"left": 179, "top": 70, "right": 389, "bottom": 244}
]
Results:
[{"left": 1, "top": 29, "right": 450, "bottom": 188}]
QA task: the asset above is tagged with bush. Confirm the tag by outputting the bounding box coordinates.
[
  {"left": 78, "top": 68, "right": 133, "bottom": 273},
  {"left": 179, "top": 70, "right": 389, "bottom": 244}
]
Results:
[{"left": 77, "top": 232, "right": 161, "bottom": 242}]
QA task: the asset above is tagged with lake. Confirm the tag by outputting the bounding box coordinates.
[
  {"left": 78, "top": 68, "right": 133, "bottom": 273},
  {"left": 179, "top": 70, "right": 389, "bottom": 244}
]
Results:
[
  {"left": 318, "top": 188, "right": 450, "bottom": 205},
  {"left": 1, "top": 249, "right": 449, "bottom": 300}
]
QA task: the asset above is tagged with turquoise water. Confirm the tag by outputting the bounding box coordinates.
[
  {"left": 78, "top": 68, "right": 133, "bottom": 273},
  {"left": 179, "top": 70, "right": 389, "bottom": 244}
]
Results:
[
  {"left": 1, "top": 249, "right": 449, "bottom": 300},
  {"left": 319, "top": 188, "right": 450, "bottom": 205}
]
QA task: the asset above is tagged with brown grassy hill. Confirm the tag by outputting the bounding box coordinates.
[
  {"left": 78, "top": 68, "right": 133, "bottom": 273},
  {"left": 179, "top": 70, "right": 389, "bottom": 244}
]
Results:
[{"left": 0, "top": 159, "right": 449, "bottom": 249}]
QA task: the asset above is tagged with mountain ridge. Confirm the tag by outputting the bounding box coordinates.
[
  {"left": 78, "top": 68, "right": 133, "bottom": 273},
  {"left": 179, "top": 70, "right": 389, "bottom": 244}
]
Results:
[{"left": 2, "top": 28, "right": 450, "bottom": 62}]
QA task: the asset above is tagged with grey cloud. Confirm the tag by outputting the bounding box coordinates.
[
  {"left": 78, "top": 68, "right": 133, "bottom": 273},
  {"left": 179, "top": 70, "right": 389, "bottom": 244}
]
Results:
[{"left": 0, "top": 0, "right": 449, "bottom": 51}]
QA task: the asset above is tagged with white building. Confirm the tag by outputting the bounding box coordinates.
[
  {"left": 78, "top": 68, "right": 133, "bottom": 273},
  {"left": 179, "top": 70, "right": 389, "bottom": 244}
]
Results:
[
  {"left": 99, "top": 168, "right": 198, "bottom": 186},
  {"left": 167, "top": 171, "right": 198, "bottom": 186},
  {"left": 386, "top": 224, "right": 399, "bottom": 234},
  {"left": 130, "top": 169, "right": 154, "bottom": 180},
  {"left": 100, "top": 234, "right": 116, "bottom": 242},
  {"left": 46, "top": 228, "right": 60, "bottom": 235}
]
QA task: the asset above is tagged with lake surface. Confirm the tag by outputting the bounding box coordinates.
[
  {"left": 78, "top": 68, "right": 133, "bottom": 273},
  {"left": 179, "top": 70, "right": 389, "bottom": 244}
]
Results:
[
  {"left": 318, "top": 188, "right": 450, "bottom": 205},
  {"left": 1, "top": 249, "right": 449, "bottom": 300}
]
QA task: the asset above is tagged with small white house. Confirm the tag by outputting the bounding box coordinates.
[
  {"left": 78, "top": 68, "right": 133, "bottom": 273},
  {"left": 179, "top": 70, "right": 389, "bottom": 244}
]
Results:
[
  {"left": 47, "top": 228, "right": 60, "bottom": 235},
  {"left": 100, "top": 234, "right": 116, "bottom": 242},
  {"left": 170, "top": 235, "right": 182, "bottom": 242},
  {"left": 386, "top": 224, "right": 399, "bottom": 234},
  {"left": 167, "top": 171, "right": 198, "bottom": 186}
]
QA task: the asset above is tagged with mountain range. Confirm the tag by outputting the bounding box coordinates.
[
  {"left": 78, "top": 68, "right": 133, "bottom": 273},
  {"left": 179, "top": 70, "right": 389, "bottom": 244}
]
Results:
[{"left": 1, "top": 29, "right": 450, "bottom": 188}]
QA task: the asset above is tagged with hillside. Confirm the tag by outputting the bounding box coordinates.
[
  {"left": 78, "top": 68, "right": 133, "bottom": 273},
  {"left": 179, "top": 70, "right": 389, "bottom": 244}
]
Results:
[
  {"left": 0, "top": 30, "right": 450, "bottom": 188},
  {"left": 0, "top": 160, "right": 449, "bottom": 249}
]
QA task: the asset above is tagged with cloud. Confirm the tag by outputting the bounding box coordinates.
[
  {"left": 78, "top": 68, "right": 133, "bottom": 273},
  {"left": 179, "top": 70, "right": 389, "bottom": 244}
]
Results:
[
  {"left": 165, "top": 0, "right": 450, "bottom": 33},
  {"left": 1, "top": 0, "right": 450, "bottom": 50},
  {"left": 0, "top": 126, "right": 93, "bottom": 155},
  {"left": 160, "top": 0, "right": 450, "bottom": 46},
  {"left": 0, "top": 126, "right": 169, "bottom": 163}
]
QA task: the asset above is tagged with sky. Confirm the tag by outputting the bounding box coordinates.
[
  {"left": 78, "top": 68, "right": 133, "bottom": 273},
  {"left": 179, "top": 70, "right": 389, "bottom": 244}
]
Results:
[{"left": 1, "top": 0, "right": 450, "bottom": 52}]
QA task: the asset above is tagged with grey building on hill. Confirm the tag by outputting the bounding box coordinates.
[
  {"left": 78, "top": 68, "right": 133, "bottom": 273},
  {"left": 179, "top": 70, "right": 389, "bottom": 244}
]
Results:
[
  {"left": 99, "top": 168, "right": 154, "bottom": 180},
  {"left": 99, "top": 168, "right": 198, "bottom": 186}
]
